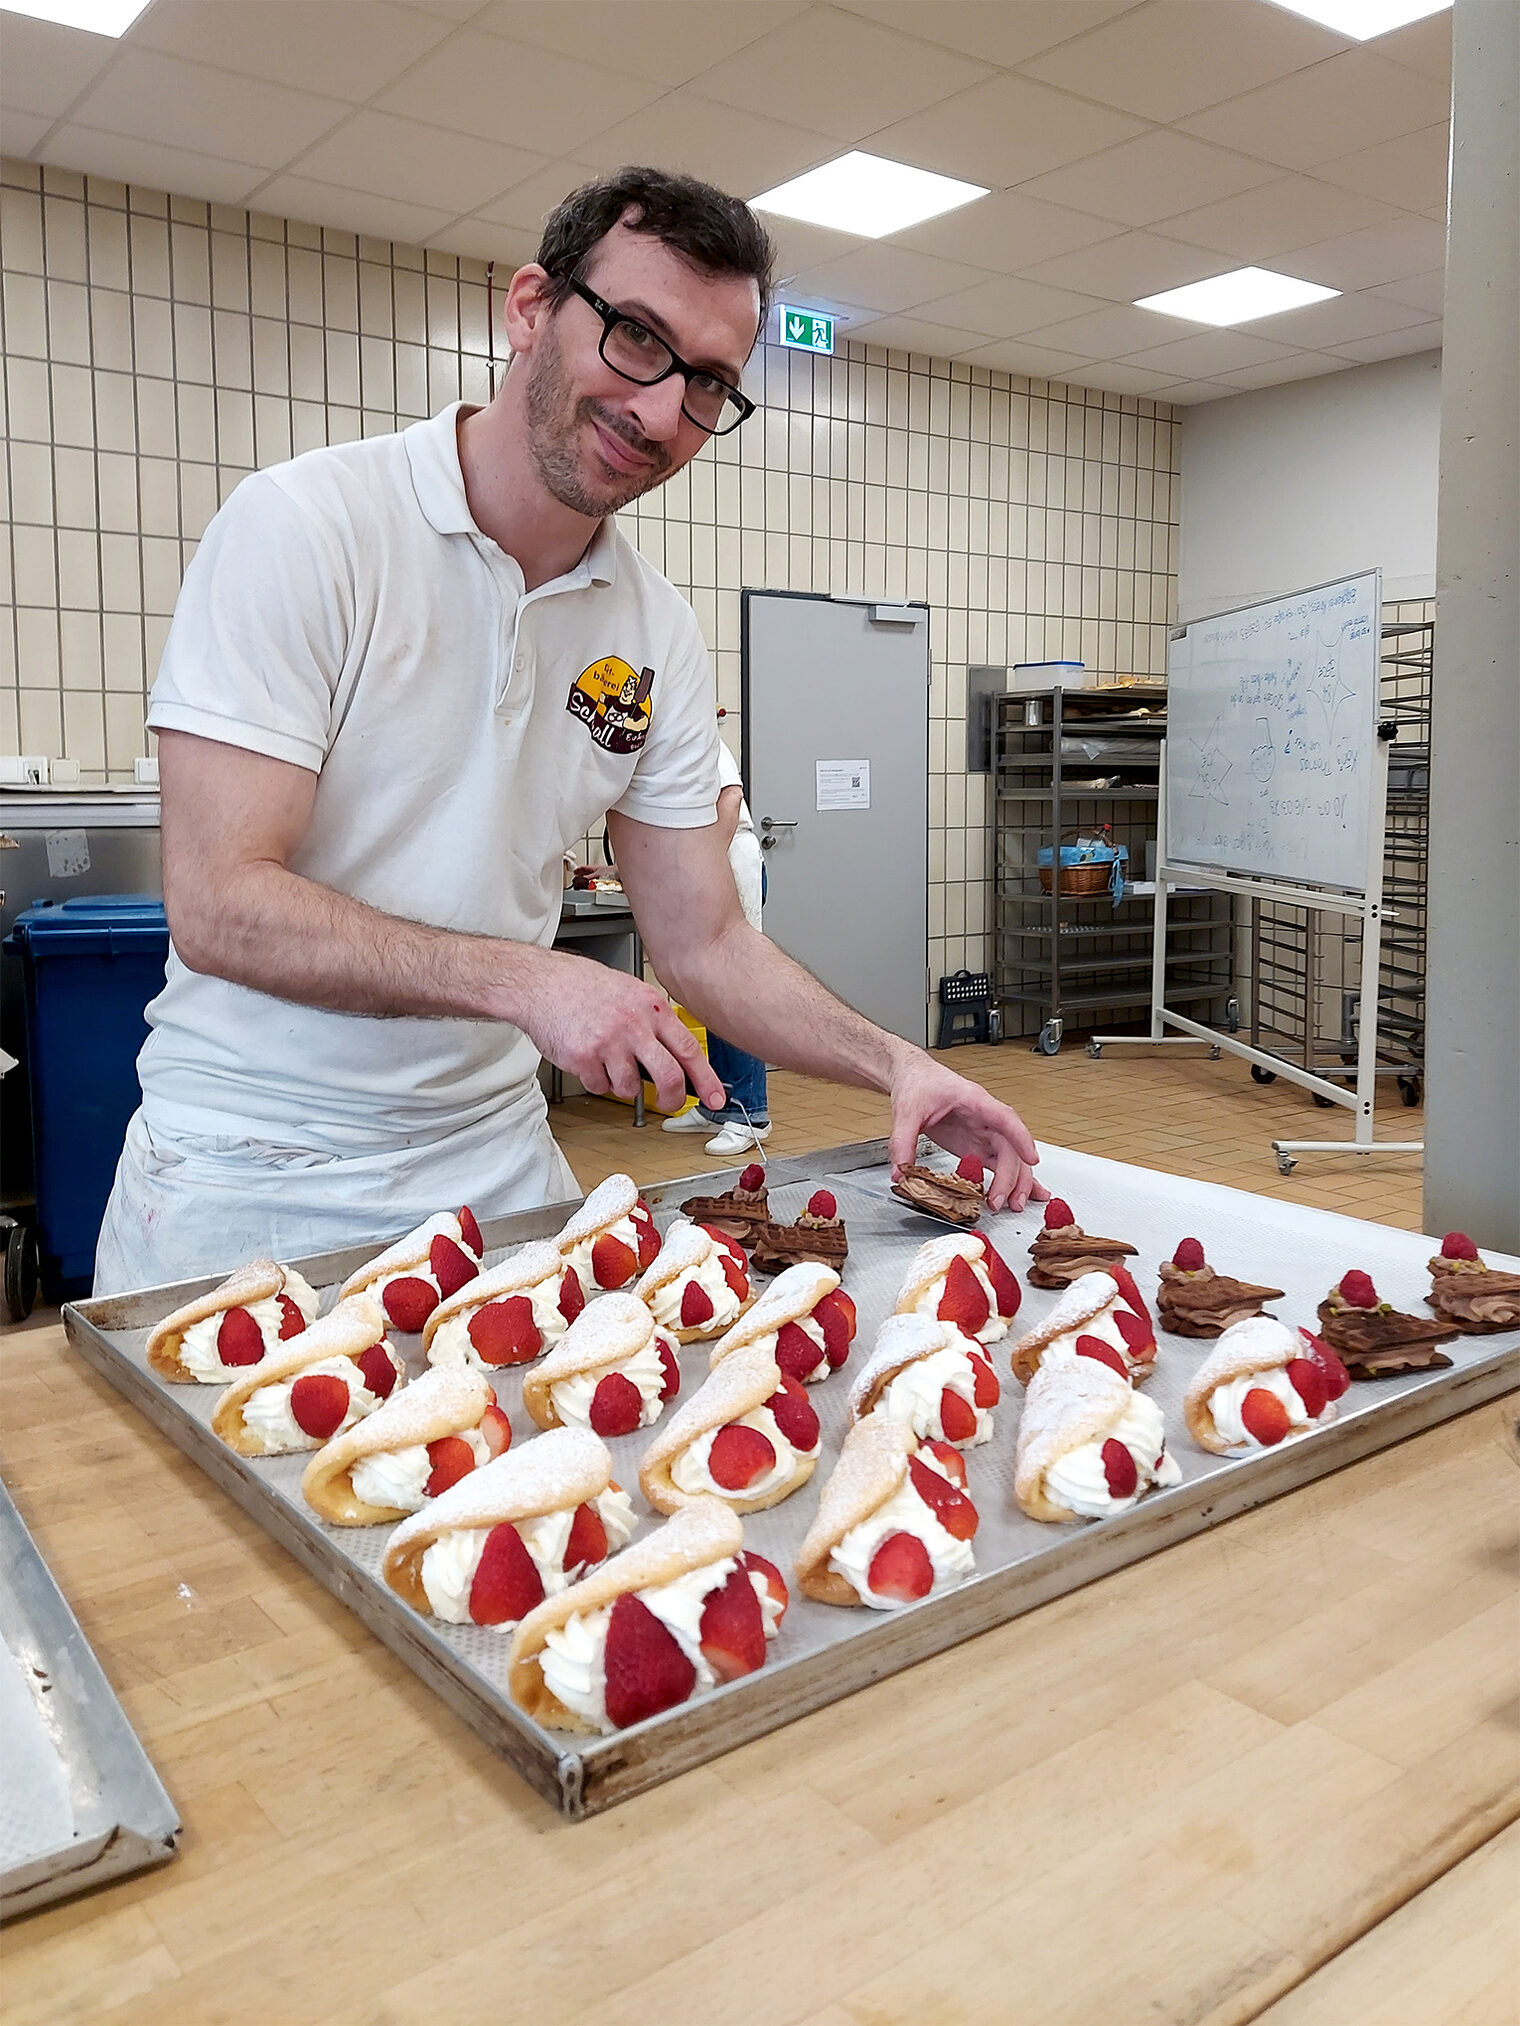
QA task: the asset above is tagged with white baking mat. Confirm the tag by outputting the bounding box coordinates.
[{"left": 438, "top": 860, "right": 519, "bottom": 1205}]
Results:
[{"left": 0, "top": 1638, "right": 76, "bottom": 1872}]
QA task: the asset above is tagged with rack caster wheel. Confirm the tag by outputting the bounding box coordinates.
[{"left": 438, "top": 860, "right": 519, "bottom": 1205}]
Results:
[
  {"left": 1251, "top": 1064, "right": 1277, "bottom": 1085},
  {"left": 1312, "top": 1092, "right": 1334, "bottom": 1108},
  {"left": 1086, "top": 1039, "right": 1103, "bottom": 1059},
  {"left": 1035, "top": 1022, "right": 1062, "bottom": 1056},
  {"left": 1399, "top": 1075, "right": 1422, "bottom": 1107},
  {"left": 1209, "top": 1044, "right": 1221, "bottom": 1061},
  {"left": 1, "top": 1217, "right": 39, "bottom": 1325},
  {"left": 1276, "top": 1154, "right": 1297, "bottom": 1176},
  {"left": 1225, "top": 997, "right": 1240, "bottom": 1033}
]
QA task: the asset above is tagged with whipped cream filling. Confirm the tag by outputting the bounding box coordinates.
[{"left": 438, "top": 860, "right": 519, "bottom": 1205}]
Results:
[
  {"left": 749, "top": 1566, "right": 784, "bottom": 1639},
  {"left": 418, "top": 1488, "right": 637, "bottom": 1625},
  {"left": 1037, "top": 1298, "right": 1146, "bottom": 1379},
  {"left": 178, "top": 1269, "right": 321, "bottom": 1381},
  {"left": 240, "top": 1347, "right": 400, "bottom": 1452},
  {"left": 349, "top": 1424, "right": 491, "bottom": 1513},
  {"left": 562, "top": 1212, "right": 643, "bottom": 1285},
  {"left": 540, "top": 1558, "right": 732, "bottom": 1732},
  {"left": 875, "top": 1345, "right": 992, "bottom": 1448},
  {"left": 908, "top": 1256, "right": 1003, "bottom": 1343},
  {"left": 429, "top": 1271, "right": 571, "bottom": 1366},
  {"left": 1208, "top": 1367, "right": 1313, "bottom": 1450},
  {"left": 1043, "top": 1392, "right": 1181, "bottom": 1518},
  {"left": 550, "top": 1339, "right": 669, "bottom": 1430},
  {"left": 670, "top": 1402, "right": 816, "bottom": 1500},
  {"left": 830, "top": 1478, "right": 974, "bottom": 1608},
  {"left": 644, "top": 1252, "right": 743, "bottom": 1335}
]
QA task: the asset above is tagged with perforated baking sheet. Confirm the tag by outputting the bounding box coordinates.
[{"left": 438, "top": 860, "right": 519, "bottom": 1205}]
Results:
[{"left": 63, "top": 1139, "right": 1519, "bottom": 1818}]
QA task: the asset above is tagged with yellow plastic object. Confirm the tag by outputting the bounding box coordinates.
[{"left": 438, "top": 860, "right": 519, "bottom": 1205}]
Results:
[{"left": 610, "top": 1005, "right": 708, "bottom": 1115}]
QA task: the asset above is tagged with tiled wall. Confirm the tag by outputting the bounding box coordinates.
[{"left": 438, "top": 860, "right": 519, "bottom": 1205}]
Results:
[{"left": 1, "top": 157, "right": 1180, "bottom": 998}]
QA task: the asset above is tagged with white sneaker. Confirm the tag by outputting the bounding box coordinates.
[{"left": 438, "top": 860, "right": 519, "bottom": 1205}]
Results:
[
  {"left": 703, "top": 1121, "right": 772, "bottom": 1157},
  {"left": 661, "top": 1108, "right": 716, "bottom": 1134}
]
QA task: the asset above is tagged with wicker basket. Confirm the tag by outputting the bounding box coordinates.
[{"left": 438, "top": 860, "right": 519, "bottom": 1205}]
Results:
[{"left": 1038, "top": 858, "right": 1112, "bottom": 895}]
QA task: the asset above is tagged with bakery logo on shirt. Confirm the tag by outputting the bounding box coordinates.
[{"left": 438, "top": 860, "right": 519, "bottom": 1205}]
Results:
[{"left": 567, "top": 656, "right": 654, "bottom": 755}]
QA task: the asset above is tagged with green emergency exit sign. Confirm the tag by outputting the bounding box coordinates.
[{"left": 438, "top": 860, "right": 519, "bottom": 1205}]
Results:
[{"left": 779, "top": 305, "right": 835, "bottom": 354}]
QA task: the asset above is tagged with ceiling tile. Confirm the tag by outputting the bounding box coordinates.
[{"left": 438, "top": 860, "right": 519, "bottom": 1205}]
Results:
[
  {"left": 1059, "top": 358, "right": 1188, "bottom": 395},
  {"left": 1019, "top": 228, "right": 1225, "bottom": 301},
  {"left": 68, "top": 49, "right": 348, "bottom": 168},
  {"left": 250, "top": 174, "right": 456, "bottom": 247},
  {"left": 576, "top": 91, "right": 835, "bottom": 195},
  {"left": 890, "top": 186, "right": 1119, "bottom": 268},
  {"left": 1241, "top": 287, "right": 1429, "bottom": 350},
  {"left": 1374, "top": 9, "right": 1451, "bottom": 83},
  {"left": 472, "top": 160, "right": 602, "bottom": 233},
  {"left": 1210, "top": 352, "right": 1351, "bottom": 390},
  {"left": 1316, "top": 123, "right": 1450, "bottom": 219},
  {"left": 1018, "top": 300, "right": 1198, "bottom": 358},
  {"left": 842, "top": 311, "right": 986, "bottom": 356},
  {"left": 1179, "top": 48, "right": 1450, "bottom": 172},
  {"left": 426, "top": 217, "right": 543, "bottom": 266},
  {"left": 685, "top": 9, "right": 991, "bottom": 143},
  {"left": 1016, "top": 130, "right": 1279, "bottom": 228},
  {"left": 789, "top": 243, "right": 995, "bottom": 315},
  {"left": 1158, "top": 378, "right": 1235, "bottom": 404},
  {"left": 399, "top": 0, "right": 482, "bottom": 14},
  {"left": 130, "top": 0, "right": 452, "bottom": 102},
  {"left": 909, "top": 272, "right": 1112, "bottom": 336},
  {"left": 865, "top": 72, "right": 1146, "bottom": 189},
  {"left": 1158, "top": 173, "right": 1399, "bottom": 259},
  {"left": 376, "top": 27, "right": 666, "bottom": 155},
  {"left": 953, "top": 336, "right": 1097, "bottom": 378},
  {"left": 39, "top": 126, "right": 267, "bottom": 206},
  {"left": 834, "top": 0, "right": 1143, "bottom": 71},
  {"left": 1018, "top": 0, "right": 1347, "bottom": 124},
  {"left": 1286, "top": 214, "right": 1449, "bottom": 291},
  {"left": 1370, "top": 266, "right": 1444, "bottom": 316},
  {"left": 0, "top": 14, "right": 118, "bottom": 121},
  {"left": 474, "top": 1, "right": 805, "bottom": 86},
  {"left": 765, "top": 215, "right": 866, "bottom": 284},
  {"left": 0, "top": 109, "right": 52, "bottom": 155},
  {"left": 288, "top": 111, "right": 546, "bottom": 217},
  {"left": 1118, "top": 327, "right": 1301, "bottom": 375},
  {"left": 1326, "top": 321, "right": 1442, "bottom": 364}
]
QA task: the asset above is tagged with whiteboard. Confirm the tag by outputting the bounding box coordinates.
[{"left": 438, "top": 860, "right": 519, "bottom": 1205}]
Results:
[{"left": 1165, "top": 571, "right": 1381, "bottom": 891}]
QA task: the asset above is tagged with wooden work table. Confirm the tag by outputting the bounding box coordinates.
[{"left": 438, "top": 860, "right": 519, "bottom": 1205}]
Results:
[{"left": 1, "top": 1314, "right": 1515, "bottom": 2026}]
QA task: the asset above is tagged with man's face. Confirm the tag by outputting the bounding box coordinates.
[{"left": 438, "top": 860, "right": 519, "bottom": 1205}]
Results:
[{"left": 519, "top": 220, "right": 760, "bottom": 519}]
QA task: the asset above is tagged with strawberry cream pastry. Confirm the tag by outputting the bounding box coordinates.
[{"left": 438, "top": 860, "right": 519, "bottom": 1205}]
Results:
[
  {"left": 1014, "top": 1358, "right": 1180, "bottom": 1524},
  {"left": 422, "top": 1239, "right": 585, "bottom": 1372},
  {"left": 212, "top": 1293, "right": 403, "bottom": 1455},
  {"left": 302, "top": 1366, "right": 508, "bottom": 1525},
  {"left": 796, "top": 1417, "right": 978, "bottom": 1608},
  {"left": 894, "top": 1230, "right": 1021, "bottom": 1346},
  {"left": 679, "top": 1162, "right": 771, "bottom": 1248},
  {"left": 749, "top": 1190, "right": 850, "bottom": 1275},
  {"left": 146, "top": 1258, "right": 321, "bottom": 1383},
  {"left": 707, "top": 1262, "right": 856, "bottom": 1385},
  {"left": 640, "top": 1340, "right": 821, "bottom": 1515},
  {"left": 1008, "top": 1268, "right": 1156, "bottom": 1387},
  {"left": 890, "top": 1156, "right": 987, "bottom": 1228},
  {"left": 553, "top": 1174, "right": 661, "bottom": 1293},
  {"left": 1027, "top": 1198, "right": 1138, "bottom": 1290},
  {"left": 1425, "top": 1233, "right": 1520, "bottom": 1333},
  {"left": 508, "top": 1499, "right": 787, "bottom": 1733},
  {"left": 633, "top": 1217, "right": 752, "bottom": 1343},
  {"left": 850, "top": 1312, "right": 1000, "bottom": 1449},
  {"left": 382, "top": 1428, "right": 636, "bottom": 1629},
  {"left": 520, "top": 1292, "right": 681, "bottom": 1436},
  {"left": 337, "top": 1208, "right": 483, "bottom": 1334},
  {"left": 1184, "top": 1315, "right": 1350, "bottom": 1453},
  {"left": 1156, "top": 1237, "right": 1284, "bottom": 1338},
  {"left": 1316, "top": 1269, "right": 1460, "bottom": 1378}
]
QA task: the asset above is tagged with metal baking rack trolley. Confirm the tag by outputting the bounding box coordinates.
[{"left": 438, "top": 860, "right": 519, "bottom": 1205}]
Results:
[{"left": 1091, "top": 571, "right": 1424, "bottom": 1176}]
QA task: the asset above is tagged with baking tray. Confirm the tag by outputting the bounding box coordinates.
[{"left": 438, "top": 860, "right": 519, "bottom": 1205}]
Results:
[
  {"left": 0, "top": 1481, "right": 179, "bottom": 1919},
  {"left": 61, "top": 1139, "right": 1520, "bottom": 1820}
]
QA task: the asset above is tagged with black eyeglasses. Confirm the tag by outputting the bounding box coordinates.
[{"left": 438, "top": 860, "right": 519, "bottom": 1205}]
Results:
[{"left": 564, "top": 278, "right": 756, "bottom": 436}]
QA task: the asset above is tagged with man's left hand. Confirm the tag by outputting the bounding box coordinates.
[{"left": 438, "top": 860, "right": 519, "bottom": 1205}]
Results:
[{"left": 887, "top": 1054, "right": 1045, "bottom": 1212}]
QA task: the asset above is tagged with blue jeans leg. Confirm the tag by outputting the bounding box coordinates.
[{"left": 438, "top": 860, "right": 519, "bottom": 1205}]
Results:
[{"left": 701, "top": 1030, "right": 768, "bottom": 1125}]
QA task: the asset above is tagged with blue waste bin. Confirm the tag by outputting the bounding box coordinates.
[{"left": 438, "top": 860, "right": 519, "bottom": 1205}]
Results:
[{"left": 7, "top": 896, "right": 169, "bottom": 1302}]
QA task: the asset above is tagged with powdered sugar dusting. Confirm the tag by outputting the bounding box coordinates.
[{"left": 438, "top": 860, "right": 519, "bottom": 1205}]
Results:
[
  {"left": 1016, "top": 1357, "right": 1130, "bottom": 1491},
  {"left": 332, "top": 1364, "right": 490, "bottom": 1457},
  {"left": 530, "top": 1292, "right": 655, "bottom": 1382},
  {"left": 1188, "top": 1315, "right": 1299, "bottom": 1400},
  {"left": 555, "top": 1174, "right": 638, "bottom": 1250},
  {"left": 429, "top": 1240, "right": 564, "bottom": 1326},
  {"left": 634, "top": 1217, "right": 714, "bottom": 1294},
  {"left": 387, "top": 1427, "right": 613, "bottom": 1552},
  {"left": 340, "top": 1213, "right": 462, "bottom": 1296},
  {"left": 848, "top": 1313, "right": 965, "bottom": 1418},
  {"left": 896, "top": 1233, "right": 983, "bottom": 1306}
]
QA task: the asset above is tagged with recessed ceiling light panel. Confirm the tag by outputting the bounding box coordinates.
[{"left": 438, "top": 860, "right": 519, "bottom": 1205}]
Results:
[
  {"left": 2, "top": 0, "right": 152, "bottom": 32},
  {"left": 1135, "top": 267, "right": 1340, "bottom": 326},
  {"left": 752, "top": 152, "right": 988, "bottom": 240},
  {"left": 1261, "top": 0, "right": 1450, "bottom": 39}
]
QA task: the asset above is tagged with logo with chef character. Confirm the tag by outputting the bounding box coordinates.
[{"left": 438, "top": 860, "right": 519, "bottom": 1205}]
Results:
[{"left": 567, "top": 655, "right": 654, "bottom": 755}]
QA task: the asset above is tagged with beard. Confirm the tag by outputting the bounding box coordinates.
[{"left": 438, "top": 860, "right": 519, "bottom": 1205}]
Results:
[{"left": 522, "top": 321, "right": 674, "bottom": 517}]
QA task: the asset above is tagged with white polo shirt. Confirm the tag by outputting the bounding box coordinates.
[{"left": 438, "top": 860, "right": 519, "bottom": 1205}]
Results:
[{"left": 141, "top": 402, "right": 720, "bottom": 1148}]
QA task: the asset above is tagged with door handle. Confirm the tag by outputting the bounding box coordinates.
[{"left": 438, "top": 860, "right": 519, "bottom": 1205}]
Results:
[{"left": 760, "top": 817, "right": 797, "bottom": 829}]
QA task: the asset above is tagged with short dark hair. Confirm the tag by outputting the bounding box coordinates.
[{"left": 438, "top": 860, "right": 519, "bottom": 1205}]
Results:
[{"left": 536, "top": 166, "right": 776, "bottom": 334}]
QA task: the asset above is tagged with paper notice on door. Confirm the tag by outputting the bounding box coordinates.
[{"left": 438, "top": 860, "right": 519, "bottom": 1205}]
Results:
[
  {"left": 45, "top": 829, "right": 90, "bottom": 878},
  {"left": 815, "top": 759, "right": 870, "bottom": 811}
]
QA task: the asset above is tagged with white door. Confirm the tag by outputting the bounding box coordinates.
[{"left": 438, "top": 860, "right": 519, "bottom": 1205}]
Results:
[{"left": 743, "top": 591, "right": 929, "bottom": 1047}]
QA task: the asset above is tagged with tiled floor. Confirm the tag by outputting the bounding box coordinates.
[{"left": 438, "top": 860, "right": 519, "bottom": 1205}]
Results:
[{"left": 552, "top": 1041, "right": 1426, "bottom": 1231}]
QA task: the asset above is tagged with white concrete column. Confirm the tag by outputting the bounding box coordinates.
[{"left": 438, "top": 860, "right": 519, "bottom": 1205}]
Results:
[{"left": 1424, "top": 0, "right": 1520, "bottom": 1248}]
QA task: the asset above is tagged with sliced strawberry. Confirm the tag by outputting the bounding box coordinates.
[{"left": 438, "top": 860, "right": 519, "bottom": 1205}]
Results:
[
  {"left": 939, "top": 1385, "right": 979, "bottom": 1444},
  {"left": 276, "top": 1295, "right": 307, "bottom": 1340},
  {"left": 706, "top": 1423, "right": 776, "bottom": 1491},
  {"left": 382, "top": 1276, "right": 438, "bottom": 1333},
  {"left": 425, "top": 1435, "right": 476, "bottom": 1496},
  {"left": 558, "top": 1266, "right": 586, "bottom": 1324},
  {"left": 1043, "top": 1198, "right": 1075, "bottom": 1229},
  {"left": 1440, "top": 1231, "right": 1479, "bottom": 1261},
  {"left": 1338, "top": 1269, "right": 1378, "bottom": 1308},
  {"left": 457, "top": 1205, "right": 483, "bottom": 1255},
  {"left": 679, "top": 1278, "right": 715, "bottom": 1329},
  {"left": 814, "top": 1292, "right": 854, "bottom": 1369},
  {"left": 355, "top": 1344, "right": 398, "bottom": 1399},
  {"left": 480, "top": 1403, "right": 511, "bottom": 1457},
  {"left": 1299, "top": 1329, "right": 1351, "bottom": 1400},
  {"left": 741, "top": 1550, "right": 789, "bottom": 1626},
  {"left": 1240, "top": 1387, "right": 1292, "bottom": 1447},
  {"left": 807, "top": 1190, "right": 837, "bottom": 1219},
  {"left": 603, "top": 1592, "right": 697, "bottom": 1729},
  {"left": 468, "top": 1522, "right": 543, "bottom": 1625},
  {"left": 718, "top": 1248, "right": 750, "bottom": 1301},
  {"left": 1172, "top": 1236, "right": 1206, "bottom": 1271},
  {"left": 1075, "top": 1333, "right": 1129, "bottom": 1379},
  {"left": 919, "top": 1437, "right": 968, "bottom": 1488},
  {"left": 867, "top": 1530, "right": 933, "bottom": 1603},
  {"left": 955, "top": 1155, "right": 985, "bottom": 1183},
  {"left": 1114, "top": 1307, "right": 1155, "bottom": 1360},
  {"left": 1109, "top": 1266, "right": 1152, "bottom": 1332},
  {"left": 430, "top": 1234, "right": 478, "bottom": 1298},
  {"left": 632, "top": 1201, "right": 661, "bottom": 1270},
  {"left": 767, "top": 1379, "right": 820, "bottom": 1453},
  {"left": 980, "top": 1239, "right": 1021, "bottom": 1318},
  {"left": 738, "top": 1163, "right": 766, "bottom": 1192},
  {"left": 656, "top": 1337, "right": 681, "bottom": 1402},
  {"left": 217, "top": 1306, "right": 265, "bottom": 1366},
  {"left": 969, "top": 1350, "right": 1001, "bottom": 1408},
  {"left": 775, "top": 1320, "right": 825, "bottom": 1384},
  {"left": 908, "top": 1454, "right": 979, "bottom": 1539},
  {"left": 1286, "top": 1357, "right": 1328, "bottom": 1419},
  {"left": 701, "top": 1224, "right": 747, "bottom": 1268},
  {"left": 937, "top": 1253, "right": 991, "bottom": 1335},
  {"left": 589, "top": 1371, "right": 644, "bottom": 1438},
  {"left": 1101, "top": 1438, "right": 1138, "bottom": 1499},
  {"left": 468, "top": 1295, "right": 540, "bottom": 1366},
  {"left": 290, "top": 1371, "right": 350, "bottom": 1439},
  {"left": 698, "top": 1565, "right": 767, "bottom": 1682},
  {"left": 563, "top": 1502, "right": 608, "bottom": 1576},
  {"left": 591, "top": 1232, "right": 637, "bottom": 1290}
]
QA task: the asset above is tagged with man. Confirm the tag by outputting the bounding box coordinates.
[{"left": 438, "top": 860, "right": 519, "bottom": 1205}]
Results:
[{"left": 95, "top": 167, "right": 1040, "bottom": 1294}]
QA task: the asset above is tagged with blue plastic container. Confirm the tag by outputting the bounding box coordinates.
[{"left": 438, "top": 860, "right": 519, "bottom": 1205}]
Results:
[{"left": 7, "top": 896, "right": 168, "bottom": 1301}]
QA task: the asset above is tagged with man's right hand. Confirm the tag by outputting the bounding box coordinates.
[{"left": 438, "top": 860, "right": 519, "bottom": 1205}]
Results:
[{"left": 514, "top": 948, "right": 726, "bottom": 1115}]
